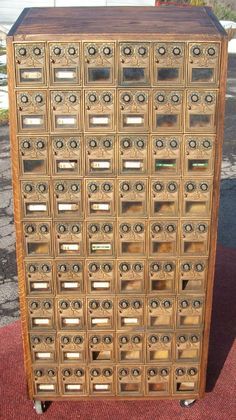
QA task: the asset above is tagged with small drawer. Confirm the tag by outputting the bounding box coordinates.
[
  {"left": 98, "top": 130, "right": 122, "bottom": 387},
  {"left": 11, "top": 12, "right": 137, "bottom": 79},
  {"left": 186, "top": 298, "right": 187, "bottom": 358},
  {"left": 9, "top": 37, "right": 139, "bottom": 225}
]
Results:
[
  {"left": 33, "top": 366, "right": 58, "bottom": 396},
  {"left": 21, "top": 180, "right": 50, "bottom": 218},
  {"left": 86, "top": 179, "right": 115, "bottom": 218},
  {"left": 53, "top": 179, "right": 83, "bottom": 219},
  {"left": 117, "top": 297, "right": 144, "bottom": 330},
  {"left": 57, "top": 298, "right": 85, "bottom": 330},
  {"left": 86, "top": 260, "right": 115, "bottom": 294},
  {"left": 118, "top": 135, "right": 148, "bottom": 175},
  {"left": 87, "top": 298, "right": 114, "bottom": 330},
  {"left": 117, "top": 366, "right": 144, "bottom": 396},
  {"left": 18, "top": 136, "right": 49, "bottom": 176},
  {"left": 181, "top": 179, "right": 213, "bottom": 217},
  {"left": 149, "top": 220, "right": 178, "bottom": 257},
  {"left": 118, "top": 179, "right": 148, "bottom": 218},
  {"left": 151, "top": 135, "right": 181, "bottom": 175},
  {"left": 49, "top": 43, "right": 81, "bottom": 85},
  {"left": 86, "top": 221, "right": 115, "bottom": 257},
  {"left": 14, "top": 43, "right": 46, "bottom": 86},
  {"left": 16, "top": 91, "right": 47, "bottom": 132},
  {"left": 183, "top": 135, "right": 215, "bottom": 176},
  {"left": 119, "top": 42, "right": 150, "bottom": 86},
  {"left": 145, "top": 366, "right": 171, "bottom": 396},
  {"left": 146, "top": 333, "right": 173, "bottom": 363},
  {"left": 188, "top": 42, "right": 220, "bottom": 86},
  {"left": 151, "top": 179, "right": 180, "bottom": 218},
  {"left": 177, "top": 297, "right": 204, "bottom": 328},
  {"left": 186, "top": 90, "right": 217, "bottom": 133},
  {"left": 89, "top": 366, "right": 115, "bottom": 396},
  {"left": 28, "top": 298, "right": 54, "bottom": 330},
  {"left": 58, "top": 333, "right": 86, "bottom": 363},
  {"left": 118, "top": 89, "right": 149, "bottom": 132},
  {"left": 23, "top": 221, "right": 52, "bottom": 257},
  {"left": 152, "top": 90, "right": 183, "bottom": 133},
  {"left": 178, "top": 259, "right": 207, "bottom": 293},
  {"left": 85, "top": 135, "right": 116, "bottom": 176},
  {"left": 60, "top": 366, "right": 87, "bottom": 396},
  {"left": 173, "top": 364, "right": 200, "bottom": 395},
  {"left": 153, "top": 42, "right": 185, "bottom": 86},
  {"left": 117, "top": 333, "right": 144, "bottom": 363},
  {"left": 117, "top": 260, "right": 146, "bottom": 294},
  {"left": 175, "top": 332, "right": 202, "bottom": 362},
  {"left": 52, "top": 136, "right": 82, "bottom": 175},
  {"left": 50, "top": 90, "right": 82, "bottom": 132},
  {"left": 84, "top": 90, "right": 115, "bottom": 131},
  {"left": 147, "top": 297, "right": 175, "bottom": 330},
  {"left": 88, "top": 333, "right": 115, "bottom": 363},
  {"left": 148, "top": 260, "right": 176, "bottom": 294},
  {"left": 180, "top": 220, "right": 210, "bottom": 256},
  {"left": 29, "top": 333, "right": 56, "bottom": 363},
  {"left": 25, "top": 260, "right": 53, "bottom": 295},
  {"left": 56, "top": 260, "right": 84, "bottom": 294},
  {"left": 54, "top": 222, "right": 84, "bottom": 257},
  {"left": 118, "top": 220, "right": 147, "bottom": 257},
  {"left": 83, "top": 42, "right": 115, "bottom": 85}
]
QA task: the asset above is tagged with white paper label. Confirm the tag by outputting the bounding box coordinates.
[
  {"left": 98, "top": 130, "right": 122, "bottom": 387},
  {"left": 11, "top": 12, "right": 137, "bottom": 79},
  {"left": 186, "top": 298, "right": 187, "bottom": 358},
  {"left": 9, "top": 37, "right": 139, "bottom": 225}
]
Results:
[
  {"left": 91, "top": 203, "right": 110, "bottom": 211},
  {"left": 65, "top": 352, "right": 81, "bottom": 359},
  {"left": 38, "top": 384, "right": 55, "bottom": 391},
  {"left": 62, "top": 282, "right": 79, "bottom": 289},
  {"left": 63, "top": 318, "right": 80, "bottom": 325},
  {"left": 58, "top": 161, "right": 76, "bottom": 169},
  {"left": 65, "top": 384, "right": 82, "bottom": 391},
  {"left": 61, "top": 244, "right": 79, "bottom": 251},
  {"left": 32, "top": 282, "right": 49, "bottom": 289},
  {"left": 56, "top": 70, "right": 75, "bottom": 79},
  {"left": 124, "top": 161, "right": 142, "bottom": 169},
  {"left": 33, "top": 318, "right": 50, "bottom": 325},
  {"left": 126, "top": 116, "right": 143, "bottom": 124},
  {"left": 58, "top": 203, "right": 78, "bottom": 211},
  {"left": 57, "top": 117, "right": 76, "bottom": 125},
  {"left": 21, "top": 71, "right": 41, "bottom": 79},
  {"left": 91, "top": 161, "right": 110, "bottom": 169},
  {"left": 123, "top": 317, "right": 138, "bottom": 324},
  {"left": 28, "top": 204, "right": 47, "bottom": 212},
  {"left": 92, "top": 244, "right": 111, "bottom": 251},
  {"left": 92, "top": 281, "right": 110, "bottom": 289},
  {"left": 36, "top": 352, "right": 51, "bottom": 359},
  {"left": 91, "top": 116, "right": 109, "bottom": 125},
  {"left": 91, "top": 318, "right": 109, "bottom": 325},
  {"left": 23, "top": 117, "right": 42, "bottom": 125},
  {"left": 94, "top": 384, "right": 109, "bottom": 390}
]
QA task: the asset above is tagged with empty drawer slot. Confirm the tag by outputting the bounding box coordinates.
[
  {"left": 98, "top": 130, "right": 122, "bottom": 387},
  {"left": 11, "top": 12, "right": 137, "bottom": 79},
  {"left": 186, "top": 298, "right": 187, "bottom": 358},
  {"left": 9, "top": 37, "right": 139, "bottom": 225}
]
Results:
[
  {"left": 121, "top": 242, "right": 144, "bottom": 255},
  {"left": 152, "top": 242, "right": 174, "bottom": 254},
  {"left": 150, "top": 315, "right": 171, "bottom": 327},
  {"left": 121, "top": 279, "right": 142, "bottom": 292},
  {"left": 151, "top": 279, "right": 172, "bottom": 291},
  {"left": 176, "top": 381, "right": 195, "bottom": 392},
  {"left": 92, "top": 351, "right": 111, "bottom": 361},
  {"left": 23, "top": 159, "right": 46, "bottom": 173},
  {"left": 177, "top": 349, "right": 198, "bottom": 360},
  {"left": 189, "top": 114, "right": 212, "bottom": 128},
  {"left": 88, "top": 67, "right": 111, "bottom": 83},
  {"left": 181, "top": 279, "right": 202, "bottom": 291},
  {"left": 157, "top": 67, "right": 179, "bottom": 82},
  {"left": 185, "top": 202, "right": 207, "bottom": 215},
  {"left": 120, "top": 350, "right": 140, "bottom": 361},
  {"left": 122, "top": 67, "right": 146, "bottom": 83},
  {"left": 149, "top": 350, "right": 170, "bottom": 360},
  {"left": 184, "top": 242, "right": 205, "bottom": 254},
  {"left": 120, "top": 383, "right": 140, "bottom": 393},
  {"left": 148, "top": 382, "right": 167, "bottom": 392},
  {"left": 156, "top": 114, "right": 178, "bottom": 128},
  {"left": 179, "top": 315, "right": 201, "bottom": 326},
  {"left": 27, "top": 243, "right": 49, "bottom": 255},
  {"left": 154, "top": 202, "right": 176, "bottom": 215},
  {"left": 121, "top": 201, "right": 144, "bottom": 215}
]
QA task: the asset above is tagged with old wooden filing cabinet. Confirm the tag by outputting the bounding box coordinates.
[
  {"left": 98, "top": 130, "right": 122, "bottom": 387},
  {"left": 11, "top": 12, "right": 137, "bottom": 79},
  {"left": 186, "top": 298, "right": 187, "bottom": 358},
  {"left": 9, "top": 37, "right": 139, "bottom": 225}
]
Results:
[{"left": 7, "top": 6, "right": 228, "bottom": 413}]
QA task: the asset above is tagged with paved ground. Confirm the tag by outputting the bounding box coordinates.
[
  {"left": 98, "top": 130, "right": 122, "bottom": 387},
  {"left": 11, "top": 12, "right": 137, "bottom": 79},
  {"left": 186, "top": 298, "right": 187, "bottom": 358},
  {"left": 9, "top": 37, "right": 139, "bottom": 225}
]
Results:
[{"left": 0, "top": 54, "right": 236, "bottom": 327}]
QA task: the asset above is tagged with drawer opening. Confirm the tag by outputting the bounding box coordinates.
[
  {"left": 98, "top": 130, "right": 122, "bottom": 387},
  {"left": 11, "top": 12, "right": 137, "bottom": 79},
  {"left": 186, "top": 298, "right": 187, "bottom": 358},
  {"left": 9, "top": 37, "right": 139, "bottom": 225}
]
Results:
[
  {"left": 157, "top": 67, "right": 179, "bottom": 82},
  {"left": 181, "top": 279, "right": 202, "bottom": 292},
  {"left": 122, "top": 159, "right": 144, "bottom": 172},
  {"left": 120, "top": 350, "right": 141, "bottom": 361},
  {"left": 154, "top": 201, "right": 176, "bottom": 215},
  {"left": 156, "top": 114, "right": 178, "bottom": 128},
  {"left": 152, "top": 242, "right": 174, "bottom": 254},
  {"left": 121, "top": 201, "right": 144, "bottom": 216},
  {"left": 149, "top": 350, "right": 170, "bottom": 361},
  {"left": 54, "top": 67, "right": 77, "bottom": 82},
  {"left": 27, "top": 243, "right": 49, "bottom": 255},
  {"left": 184, "top": 241, "right": 205, "bottom": 254},
  {"left": 88, "top": 67, "right": 111, "bottom": 83},
  {"left": 121, "top": 242, "right": 144, "bottom": 255},
  {"left": 56, "top": 160, "right": 78, "bottom": 173},
  {"left": 150, "top": 315, "right": 171, "bottom": 327},
  {"left": 120, "top": 279, "right": 142, "bottom": 292},
  {"left": 148, "top": 382, "right": 167, "bottom": 392},
  {"left": 176, "top": 381, "right": 195, "bottom": 392},
  {"left": 177, "top": 349, "right": 198, "bottom": 360},
  {"left": 191, "top": 67, "right": 214, "bottom": 83},
  {"left": 92, "top": 350, "right": 111, "bottom": 361},
  {"left": 155, "top": 159, "right": 176, "bottom": 172},
  {"left": 185, "top": 201, "right": 207, "bottom": 215},
  {"left": 122, "top": 67, "right": 146, "bottom": 83},
  {"left": 23, "top": 159, "right": 46, "bottom": 174},
  {"left": 179, "top": 315, "right": 201, "bottom": 326},
  {"left": 151, "top": 279, "right": 172, "bottom": 292},
  {"left": 20, "top": 68, "right": 43, "bottom": 82},
  {"left": 120, "top": 383, "right": 140, "bottom": 393},
  {"left": 189, "top": 114, "right": 212, "bottom": 128},
  {"left": 188, "top": 159, "right": 209, "bottom": 172}
]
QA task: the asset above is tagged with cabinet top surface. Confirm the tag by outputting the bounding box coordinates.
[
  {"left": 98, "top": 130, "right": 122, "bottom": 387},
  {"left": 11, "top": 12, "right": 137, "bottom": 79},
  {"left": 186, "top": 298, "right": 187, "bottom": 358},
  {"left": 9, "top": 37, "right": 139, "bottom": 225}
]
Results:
[{"left": 8, "top": 6, "right": 226, "bottom": 39}]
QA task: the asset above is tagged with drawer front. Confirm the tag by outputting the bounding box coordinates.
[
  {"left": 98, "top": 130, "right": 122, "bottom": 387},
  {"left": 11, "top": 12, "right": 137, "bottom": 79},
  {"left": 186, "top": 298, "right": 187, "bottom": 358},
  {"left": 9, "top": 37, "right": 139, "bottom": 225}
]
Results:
[
  {"left": 51, "top": 136, "right": 82, "bottom": 176},
  {"left": 21, "top": 180, "right": 50, "bottom": 219},
  {"left": 151, "top": 179, "right": 180, "bottom": 218},
  {"left": 147, "top": 297, "right": 175, "bottom": 330},
  {"left": 50, "top": 90, "right": 82, "bottom": 132},
  {"left": 184, "top": 135, "right": 215, "bottom": 176},
  {"left": 117, "top": 260, "right": 146, "bottom": 294},
  {"left": 145, "top": 366, "right": 171, "bottom": 396},
  {"left": 25, "top": 260, "right": 53, "bottom": 296},
  {"left": 55, "top": 260, "right": 84, "bottom": 294},
  {"left": 178, "top": 258, "right": 208, "bottom": 293},
  {"left": 14, "top": 43, "right": 46, "bottom": 87},
  {"left": 186, "top": 90, "right": 218, "bottom": 133},
  {"left": 86, "top": 221, "right": 115, "bottom": 257},
  {"left": 118, "top": 135, "right": 148, "bottom": 175},
  {"left": 148, "top": 260, "right": 176, "bottom": 294},
  {"left": 53, "top": 180, "right": 83, "bottom": 219},
  {"left": 33, "top": 366, "right": 58, "bottom": 396},
  {"left": 16, "top": 90, "right": 47, "bottom": 132},
  {"left": 18, "top": 136, "right": 49, "bottom": 176},
  {"left": 85, "top": 179, "right": 116, "bottom": 218},
  {"left": 180, "top": 221, "right": 210, "bottom": 256},
  {"left": 118, "top": 179, "right": 148, "bottom": 218},
  {"left": 58, "top": 333, "right": 86, "bottom": 364},
  {"left": 119, "top": 42, "right": 151, "bottom": 86},
  {"left": 150, "top": 220, "right": 178, "bottom": 257},
  {"left": 88, "top": 333, "right": 115, "bottom": 363},
  {"left": 28, "top": 298, "right": 55, "bottom": 330},
  {"left": 177, "top": 296, "right": 205, "bottom": 328},
  {"left": 84, "top": 42, "right": 115, "bottom": 85},
  {"left": 87, "top": 298, "right": 114, "bottom": 330},
  {"left": 59, "top": 366, "right": 87, "bottom": 396},
  {"left": 153, "top": 42, "right": 185, "bottom": 86},
  {"left": 86, "top": 260, "right": 115, "bottom": 294},
  {"left": 152, "top": 90, "right": 183, "bottom": 133},
  {"left": 118, "top": 220, "right": 147, "bottom": 257},
  {"left": 146, "top": 333, "right": 173, "bottom": 363},
  {"left": 23, "top": 221, "right": 52, "bottom": 257},
  {"left": 56, "top": 298, "right": 85, "bottom": 330},
  {"left": 118, "top": 89, "right": 150, "bottom": 132},
  {"left": 54, "top": 222, "right": 84, "bottom": 258},
  {"left": 188, "top": 42, "right": 220, "bottom": 86},
  {"left": 85, "top": 135, "right": 116, "bottom": 176},
  {"left": 49, "top": 43, "right": 81, "bottom": 86},
  {"left": 173, "top": 364, "right": 200, "bottom": 395},
  {"left": 29, "top": 333, "right": 56, "bottom": 363},
  {"left": 117, "top": 297, "right": 144, "bottom": 330},
  {"left": 84, "top": 89, "right": 115, "bottom": 131}
]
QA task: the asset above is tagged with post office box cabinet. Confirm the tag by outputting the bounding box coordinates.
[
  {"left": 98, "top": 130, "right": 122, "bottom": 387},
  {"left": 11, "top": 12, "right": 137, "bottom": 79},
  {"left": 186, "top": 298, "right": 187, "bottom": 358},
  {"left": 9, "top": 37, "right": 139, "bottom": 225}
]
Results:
[
  {"left": 50, "top": 90, "right": 82, "bottom": 132},
  {"left": 51, "top": 136, "right": 82, "bottom": 176},
  {"left": 18, "top": 136, "right": 49, "bottom": 176},
  {"left": 118, "top": 89, "right": 149, "bottom": 132},
  {"left": 87, "top": 221, "right": 115, "bottom": 257},
  {"left": 86, "top": 260, "right": 115, "bottom": 294},
  {"left": 85, "top": 135, "right": 116, "bottom": 176},
  {"left": 173, "top": 364, "right": 199, "bottom": 394},
  {"left": 118, "top": 220, "right": 147, "bottom": 257},
  {"left": 150, "top": 220, "right": 178, "bottom": 257},
  {"left": 86, "top": 179, "right": 115, "bottom": 218},
  {"left": 117, "top": 333, "right": 144, "bottom": 363},
  {"left": 177, "top": 296, "right": 205, "bottom": 328},
  {"left": 28, "top": 298, "right": 55, "bottom": 330},
  {"left": 117, "top": 366, "right": 144, "bottom": 396},
  {"left": 175, "top": 332, "right": 202, "bottom": 362},
  {"left": 152, "top": 90, "right": 183, "bottom": 133},
  {"left": 117, "top": 297, "right": 144, "bottom": 330},
  {"left": 29, "top": 333, "right": 56, "bottom": 363},
  {"left": 84, "top": 89, "right": 115, "bottom": 131},
  {"left": 87, "top": 298, "right": 114, "bottom": 330},
  {"left": 178, "top": 258, "right": 208, "bottom": 293},
  {"left": 147, "top": 297, "right": 175, "bottom": 330},
  {"left": 118, "top": 135, "right": 148, "bottom": 175},
  {"left": 60, "top": 366, "right": 87, "bottom": 396},
  {"left": 16, "top": 90, "right": 47, "bottom": 132},
  {"left": 56, "top": 260, "right": 84, "bottom": 294},
  {"left": 181, "top": 179, "right": 212, "bottom": 218},
  {"left": 188, "top": 42, "right": 220, "bottom": 86},
  {"left": 49, "top": 43, "right": 81, "bottom": 86},
  {"left": 53, "top": 180, "right": 83, "bottom": 219},
  {"left": 146, "top": 333, "right": 173, "bottom": 363},
  {"left": 145, "top": 366, "right": 171, "bottom": 396},
  {"left": 119, "top": 42, "right": 150, "bottom": 86},
  {"left": 25, "top": 260, "right": 53, "bottom": 295},
  {"left": 54, "top": 222, "right": 84, "bottom": 258},
  {"left": 57, "top": 298, "right": 85, "bottom": 330},
  {"left": 89, "top": 366, "right": 115, "bottom": 396},
  {"left": 183, "top": 135, "right": 215, "bottom": 176},
  {"left": 151, "top": 135, "right": 181, "bottom": 175},
  {"left": 33, "top": 366, "right": 58, "bottom": 396},
  {"left": 117, "top": 260, "right": 146, "bottom": 294},
  {"left": 180, "top": 220, "right": 210, "bottom": 256},
  {"left": 148, "top": 260, "right": 176, "bottom": 294},
  {"left": 23, "top": 221, "right": 52, "bottom": 257},
  {"left": 186, "top": 90, "right": 217, "bottom": 133},
  {"left": 58, "top": 333, "right": 86, "bottom": 364},
  {"left": 83, "top": 42, "right": 115, "bottom": 85},
  {"left": 153, "top": 42, "right": 185, "bottom": 86},
  {"left": 21, "top": 180, "right": 51, "bottom": 219},
  {"left": 118, "top": 179, "right": 148, "bottom": 218},
  {"left": 14, "top": 43, "right": 46, "bottom": 86},
  {"left": 151, "top": 179, "right": 180, "bottom": 218},
  {"left": 88, "top": 333, "right": 115, "bottom": 363}
]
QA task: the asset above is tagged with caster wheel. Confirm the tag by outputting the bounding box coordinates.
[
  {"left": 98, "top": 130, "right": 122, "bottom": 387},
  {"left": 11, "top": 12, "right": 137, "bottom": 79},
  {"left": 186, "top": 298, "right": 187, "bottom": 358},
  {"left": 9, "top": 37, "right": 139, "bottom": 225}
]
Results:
[
  {"left": 33, "top": 401, "right": 46, "bottom": 415},
  {"left": 180, "top": 399, "right": 196, "bottom": 408}
]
